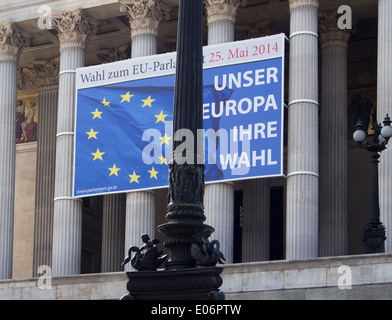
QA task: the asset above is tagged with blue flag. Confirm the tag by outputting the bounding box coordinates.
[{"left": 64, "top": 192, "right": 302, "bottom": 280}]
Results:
[{"left": 74, "top": 75, "right": 176, "bottom": 197}]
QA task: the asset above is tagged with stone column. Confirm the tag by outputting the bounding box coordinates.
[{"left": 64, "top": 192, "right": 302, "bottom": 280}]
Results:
[
  {"left": 236, "top": 19, "right": 277, "bottom": 262},
  {"left": 203, "top": 0, "right": 245, "bottom": 264},
  {"left": 286, "top": 0, "right": 319, "bottom": 260},
  {"left": 96, "top": 47, "right": 128, "bottom": 273},
  {"left": 378, "top": 0, "right": 392, "bottom": 252},
  {"left": 33, "top": 88, "right": 58, "bottom": 275},
  {"left": 242, "top": 179, "right": 270, "bottom": 261},
  {"left": 101, "top": 193, "right": 126, "bottom": 272},
  {"left": 16, "top": 58, "right": 61, "bottom": 277},
  {"left": 51, "top": 9, "right": 98, "bottom": 276},
  {"left": 0, "top": 21, "right": 29, "bottom": 279},
  {"left": 120, "top": 0, "right": 170, "bottom": 270},
  {"left": 318, "top": 11, "right": 351, "bottom": 257}
]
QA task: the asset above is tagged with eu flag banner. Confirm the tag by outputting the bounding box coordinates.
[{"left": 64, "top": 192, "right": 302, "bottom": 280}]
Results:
[{"left": 74, "top": 34, "right": 286, "bottom": 197}]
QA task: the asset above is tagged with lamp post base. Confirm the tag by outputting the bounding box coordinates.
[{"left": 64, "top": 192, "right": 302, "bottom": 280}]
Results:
[
  {"left": 363, "top": 222, "right": 386, "bottom": 254},
  {"left": 120, "top": 266, "right": 224, "bottom": 300}
]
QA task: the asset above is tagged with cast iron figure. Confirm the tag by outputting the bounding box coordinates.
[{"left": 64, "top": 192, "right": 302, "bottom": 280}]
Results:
[
  {"left": 122, "top": 233, "right": 167, "bottom": 271},
  {"left": 191, "top": 227, "right": 226, "bottom": 267}
]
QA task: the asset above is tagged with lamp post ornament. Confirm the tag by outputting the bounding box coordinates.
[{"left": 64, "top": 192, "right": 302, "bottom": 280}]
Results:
[{"left": 353, "top": 114, "right": 392, "bottom": 253}]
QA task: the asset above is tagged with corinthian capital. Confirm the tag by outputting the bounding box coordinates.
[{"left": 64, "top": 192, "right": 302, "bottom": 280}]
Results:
[
  {"left": 289, "top": 0, "right": 318, "bottom": 9},
  {"left": 204, "top": 0, "right": 247, "bottom": 24},
  {"left": 119, "top": 0, "right": 171, "bottom": 37},
  {"left": 0, "top": 21, "right": 30, "bottom": 61},
  {"left": 318, "top": 11, "right": 354, "bottom": 48},
  {"left": 51, "top": 8, "right": 99, "bottom": 50}
]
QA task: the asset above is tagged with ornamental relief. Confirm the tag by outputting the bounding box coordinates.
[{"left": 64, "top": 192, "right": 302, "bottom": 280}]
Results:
[
  {"left": 17, "top": 57, "right": 60, "bottom": 92},
  {"left": 236, "top": 20, "right": 279, "bottom": 40}
]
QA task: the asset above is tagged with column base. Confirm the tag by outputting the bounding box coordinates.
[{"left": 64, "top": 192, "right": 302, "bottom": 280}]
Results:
[{"left": 121, "top": 267, "right": 224, "bottom": 300}]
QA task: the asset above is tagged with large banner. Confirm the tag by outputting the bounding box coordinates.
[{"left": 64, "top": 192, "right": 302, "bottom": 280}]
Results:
[{"left": 74, "top": 34, "right": 285, "bottom": 197}]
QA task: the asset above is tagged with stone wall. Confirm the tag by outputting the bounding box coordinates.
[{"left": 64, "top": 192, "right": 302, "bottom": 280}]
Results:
[
  {"left": 222, "top": 253, "right": 392, "bottom": 300},
  {"left": 1, "top": 253, "right": 392, "bottom": 300},
  {"left": 13, "top": 142, "right": 37, "bottom": 279}
]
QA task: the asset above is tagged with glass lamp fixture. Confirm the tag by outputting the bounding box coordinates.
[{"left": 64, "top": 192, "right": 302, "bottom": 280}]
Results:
[
  {"left": 353, "top": 118, "right": 366, "bottom": 143},
  {"left": 381, "top": 114, "right": 392, "bottom": 139}
]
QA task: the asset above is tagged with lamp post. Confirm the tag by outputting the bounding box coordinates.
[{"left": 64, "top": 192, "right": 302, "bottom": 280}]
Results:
[
  {"left": 120, "top": 0, "right": 225, "bottom": 300},
  {"left": 353, "top": 114, "right": 392, "bottom": 253}
]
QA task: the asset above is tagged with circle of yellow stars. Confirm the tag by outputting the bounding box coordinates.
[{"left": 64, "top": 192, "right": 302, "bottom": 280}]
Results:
[{"left": 85, "top": 92, "right": 171, "bottom": 185}]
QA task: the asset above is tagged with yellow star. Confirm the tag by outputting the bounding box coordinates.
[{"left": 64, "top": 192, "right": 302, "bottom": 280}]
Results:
[
  {"left": 160, "top": 133, "right": 172, "bottom": 145},
  {"left": 121, "top": 91, "right": 134, "bottom": 103},
  {"left": 142, "top": 95, "right": 156, "bottom": 108},
  {"left": 91, "top": 148, "right": 105, "bottom": 161},
  {"left": 91, "top": 108, "right": 102, "bottom": 119},
  {"left": 86, "top": 128, "right": 98, "bottom": 140},
  {"left": 100, "top": 98, "right": 111, "bottom": 107},
  {"left": 148, "top": 167, "right": 158, "bottom": 179},
  {"left": 129, "top": 171, "right": 140, "bottom": 183},
  {"left": 155, "top": 110, "right": 168, "bottom": 124},
  {"left": 108, "top": 164, "right": 121, "bottom": 177},
  {"left": 158, "top": 155, "right": 167, "bottom": 165}
]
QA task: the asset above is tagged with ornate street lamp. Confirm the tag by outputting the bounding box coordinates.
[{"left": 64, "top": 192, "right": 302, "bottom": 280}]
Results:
[
  {"left": 120, "top": 0, "right": 225, "bottom": 300},
  {"left": 353, "top": 114, "right": 392, "bottom": 253}
]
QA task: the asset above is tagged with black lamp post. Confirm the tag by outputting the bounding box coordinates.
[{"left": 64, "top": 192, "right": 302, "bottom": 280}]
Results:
[
  {"left": 120, "top": 0, "right": 225, "bottom": 300},
  {"left": 353, "top": 114, "right": 392, "bottom": 253}
]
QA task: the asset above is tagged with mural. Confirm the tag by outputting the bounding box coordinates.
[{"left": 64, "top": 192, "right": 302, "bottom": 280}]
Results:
[
  {"left": 16, "top": 93, "right": 38, "bottom": 144},
  {"left": 348, "top": 89, "right": 377, "bottom": 136}
]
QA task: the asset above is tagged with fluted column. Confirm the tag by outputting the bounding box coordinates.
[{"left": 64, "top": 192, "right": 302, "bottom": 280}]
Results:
[
  {"left": 235, "top": 18, "right": 275, "bottom": 262},
  {"left": 378, "top": 0, "right": 392, "bottom": 252},
  {"left": 101, "top": 193, "right": 126, "bottom": 272},
  {"left": 203, "top": 0, "right": 245, "bottom": 264},
  {"left": 242, "top": 179, "right": 270, "bottom": 261},
  {"left": 124, "top": 191, "right": 155, "bottom": 271},
  {"left": 204, "top": 183, "right": 234, "bottom": 263},
  {"left": 120, "top": 1, "right": 169, "bottom": 270},
  {"left": 97, "top": 47, "right": 128, "bottom": 273},
  {"left": 318, "top": 11, "right": 351, "bottom": 257},
  {"left": 33, "top": 88, "right": 58, "bottom": 276},
  {"left": 51, "top": 9, "right": 99, "bottom": 276},
  {"left": 0, "top": 21, "right": 29, "bottom": 279},
  {"left": 286, "top": 0, "right": 319, "bottom": 260}
]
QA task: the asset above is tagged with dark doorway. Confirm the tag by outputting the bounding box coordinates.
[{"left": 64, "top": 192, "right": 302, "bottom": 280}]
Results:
[
  {"left": 270, "top": 187, "right": 284, "bottom": 260},
  {"left": 81, "top": 196, "right": 103, "bottom": 274},
  {"left": 233, "top": 190, "right": 243, "bottom": 263}
]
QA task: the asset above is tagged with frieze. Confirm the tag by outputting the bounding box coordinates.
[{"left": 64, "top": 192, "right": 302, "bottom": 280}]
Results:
[
  {"left": 236, "top": 20, "right": 279, "bottom": 40},
  {"left": 18, "top": 57, "right": 60, "bottom": 91},
  {"left": 96, "top": 45, "right": 129, "bottom": 64}
]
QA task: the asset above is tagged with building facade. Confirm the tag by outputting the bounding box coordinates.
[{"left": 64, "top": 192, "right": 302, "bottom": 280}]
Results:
[{"left": 0, "top": 0, "right": 391, "bottom": 299}]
